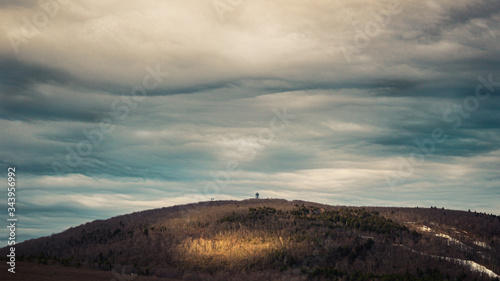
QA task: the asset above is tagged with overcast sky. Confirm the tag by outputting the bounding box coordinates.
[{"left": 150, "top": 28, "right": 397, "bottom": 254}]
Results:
[{"left": 1, "top": 0, "right": 499, "bottom": 245}]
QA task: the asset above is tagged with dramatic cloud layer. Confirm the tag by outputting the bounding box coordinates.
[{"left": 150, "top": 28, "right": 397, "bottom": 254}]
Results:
[{"left": 1, "top": 0, "right": 499, "bottom": 245}]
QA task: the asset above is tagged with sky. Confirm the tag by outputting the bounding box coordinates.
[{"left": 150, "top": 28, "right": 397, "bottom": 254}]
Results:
[{"left": 0, "top": 0, "right": 499, "bottom": 245}]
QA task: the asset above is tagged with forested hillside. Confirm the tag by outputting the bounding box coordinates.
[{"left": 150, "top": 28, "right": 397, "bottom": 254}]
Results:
[{"left": 1, "top": 199, "right": 499, "bottom": 281}]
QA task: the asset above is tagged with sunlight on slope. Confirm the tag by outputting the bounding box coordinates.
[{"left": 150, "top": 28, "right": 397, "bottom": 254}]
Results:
[{"left": 176, "top": 232, "right": 287, "bottom": 270}]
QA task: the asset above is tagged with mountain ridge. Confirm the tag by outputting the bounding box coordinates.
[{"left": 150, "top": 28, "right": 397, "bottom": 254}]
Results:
[{"left": 1, "top": 199, "right": 499, "bottom": 281}]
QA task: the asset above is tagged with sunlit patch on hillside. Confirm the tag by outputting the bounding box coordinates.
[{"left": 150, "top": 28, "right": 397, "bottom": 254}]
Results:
[{"left": 176, "top": 231, "right": 287, "bottom": 270}]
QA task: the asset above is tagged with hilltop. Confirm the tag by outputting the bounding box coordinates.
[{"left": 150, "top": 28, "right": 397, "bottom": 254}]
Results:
[{"left": 1, "top": 199, "right": 499, "bottom": 281}]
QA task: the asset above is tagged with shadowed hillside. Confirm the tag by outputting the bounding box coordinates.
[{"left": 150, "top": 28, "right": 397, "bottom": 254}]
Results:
[{"left": 1, "top": 199, "right": 499, "bottom": 281}]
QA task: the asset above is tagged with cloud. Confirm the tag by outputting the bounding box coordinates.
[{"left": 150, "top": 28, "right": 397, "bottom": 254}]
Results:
[{"left": 0, "top": 0, "right": 499, "bottom": 245}]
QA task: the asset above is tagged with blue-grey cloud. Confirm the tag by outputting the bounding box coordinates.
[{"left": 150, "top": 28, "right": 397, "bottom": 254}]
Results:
[{"left": 0, "top": 0, "right": 499, "bottom": 246}]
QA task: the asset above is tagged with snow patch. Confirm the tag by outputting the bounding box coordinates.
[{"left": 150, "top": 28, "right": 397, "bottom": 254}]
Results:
[
  {"left": 435, "top": 233, "right": 472, "bottom": 251},
  {"left": 393, "top": 244, "right": 499, "bottom": 278},
  {"left": 474, "top": 241, "right": 491, "bottom": 249},
  {"left": 419, "top": 225, "right": 432, "bottom": 232},
  {"left": 436, "top": 233, "right": 460, "bottom": 244}
]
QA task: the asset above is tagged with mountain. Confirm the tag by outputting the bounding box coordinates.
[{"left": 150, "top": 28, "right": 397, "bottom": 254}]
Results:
[{"left": 1, "top": 199, "right": 499, "bottom": 281}]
